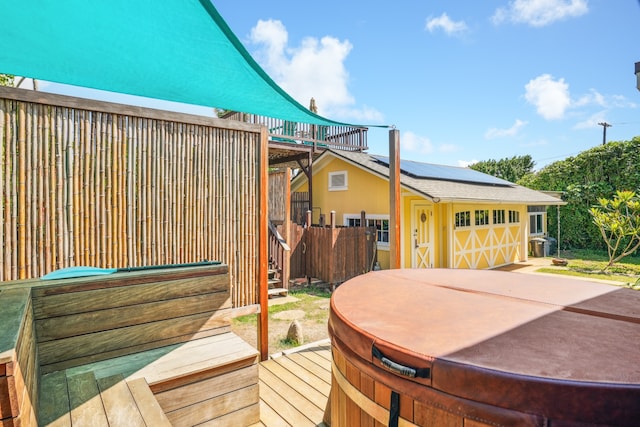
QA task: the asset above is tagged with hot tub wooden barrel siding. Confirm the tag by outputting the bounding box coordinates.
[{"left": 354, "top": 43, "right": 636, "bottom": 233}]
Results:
[{"left": 328, "top": 269, "right": 640, "bottom": 427}]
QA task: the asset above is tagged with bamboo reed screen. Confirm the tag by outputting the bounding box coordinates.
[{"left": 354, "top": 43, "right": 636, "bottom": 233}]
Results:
[
  {"left": 268, "top": 170, "right": 288, "bottom": 223},
  {"left": 0, "top": 88, "right": 262, "bottom": 308}
]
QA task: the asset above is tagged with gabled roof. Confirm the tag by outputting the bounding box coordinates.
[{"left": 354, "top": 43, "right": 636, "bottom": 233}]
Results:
[{"left": 300, "top": 150, "right": 564, "bottom": 206}]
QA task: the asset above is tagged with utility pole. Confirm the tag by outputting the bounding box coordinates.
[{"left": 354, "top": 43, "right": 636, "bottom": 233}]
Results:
[{"left": 597, "top": 122, "right": 611, "bottom": 145}]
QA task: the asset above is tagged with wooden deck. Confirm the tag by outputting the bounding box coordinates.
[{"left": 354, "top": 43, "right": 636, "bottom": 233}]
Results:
[{"left": 252, "top": 340, "right": 331, "bottom": 427}]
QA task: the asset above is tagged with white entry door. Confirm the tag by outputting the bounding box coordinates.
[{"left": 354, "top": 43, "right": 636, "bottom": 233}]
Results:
[{"left": 412, "top": 203, "right": 434, "bottom": 268}]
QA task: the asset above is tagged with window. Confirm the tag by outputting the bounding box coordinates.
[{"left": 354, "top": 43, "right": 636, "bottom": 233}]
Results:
[
  {"left": 345, "top": 215, "right": 389, "bottom": 248},
  {"left": 368, "top": 218, "right": 389, "bottom": 245},
  {"left": 454, "top": 211, "right": 471, "bottom": 228},
  {"left": 475, "top": 209, "right": 489, "bottom": 226},
  {"left": 328, "top": 171, "right": 347, "bottom": 191},
  {"left": 530, "top": 213, "right": 545, "bottom": 235},
  {"left": 346, "top": 217, "right": 361, "bottom": 227},
  {"left": 493, "top": 209, "right": 505, "bottom": 225},
  {"left": 508, "top": 210, "right": 520, "bottom": 223}
]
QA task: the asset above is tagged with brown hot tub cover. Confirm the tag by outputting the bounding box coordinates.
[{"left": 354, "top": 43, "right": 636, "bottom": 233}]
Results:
[{"left": 328, "top": 269, "right": 640, "bottom": 426}]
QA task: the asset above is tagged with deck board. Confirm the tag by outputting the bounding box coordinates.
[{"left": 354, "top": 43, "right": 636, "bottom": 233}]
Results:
[
  {"left": 254, "top": 340, "right": 331, "bottom": 427},
  {"left": 271, "top": 357, "right": 330, "bottom": 397},
  {"left": 261, "top": 360, "right": 327, "bottom": 407},
  {"left": 286, "top": 352, "right": 332, "bottom": 384},
  {"left": 41, "top": 339, "right": 332, "bottom": 427}
]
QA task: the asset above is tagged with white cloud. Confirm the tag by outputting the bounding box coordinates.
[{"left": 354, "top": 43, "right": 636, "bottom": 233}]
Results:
[
  {"left": 248, "top": 19, "right": 383, "bottom": 122},
  {"left": 574, "top": 90, "right": 636, "bottom": 110},
  {"left": 524, "top": 74, "right": 571, "bottom": 120},
  {"left": 485, "top": 119, "right": 528, "bottom": 139},
  {"left": 524, "top": 74, "right": 636, "bottom": 122},
  {"left": 401, "top": 131, "right": 434, "bottom": 154},
  {"left": 609, "top": 95, "right": 637, "bottom": 109},
  {"left": 400, "top": 132, "right": 459, "bottom": 155},
  {"left": 492, "top": 0, "right": 588, "bottom": 27},
  {"left": 331, "top": 105, "right": 385, "bottom": 123},
  {"left": 458, "top": 159, "right": 478, "bottom": 168},
  {"left": 573, "top": 89, "right": 606, "bottom": 108},
  {"left": 426, "top": 13, "right": 468, "bottom": 36},
  {"left": 249, "top": 19, "right": 289, "bottom": 70},
  {"left": 573, "top": 111, "right": 607, "bottom": 130}
]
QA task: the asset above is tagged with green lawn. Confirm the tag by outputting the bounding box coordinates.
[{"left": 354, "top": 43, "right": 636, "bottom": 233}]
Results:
[{"left": 542, "top": 249, "right": 640, "bottom": 289}]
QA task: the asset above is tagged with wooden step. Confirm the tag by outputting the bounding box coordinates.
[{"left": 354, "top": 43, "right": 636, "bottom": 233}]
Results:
[
  {"left": 41, "top": 333, "right": 259, "bottom": 426},
  {"left": 40, "top": 371, "right": 173, "bottom": 427},
  {"left": 66, "top": 371, "right": 110, "bottom": 426},
  {"left": 268, "top": 288, "right": 288, "bottom": 297},
  {"left": 96, "top": 373, "right": 148, "bottom": 427},
  {"left": 127, "top": 378, "right": 172, "bottom": 427}
]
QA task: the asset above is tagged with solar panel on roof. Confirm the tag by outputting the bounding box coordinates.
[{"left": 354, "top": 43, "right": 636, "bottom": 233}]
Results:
[{"left": 372, "top": 155, "right": 513, "bottom": 187}]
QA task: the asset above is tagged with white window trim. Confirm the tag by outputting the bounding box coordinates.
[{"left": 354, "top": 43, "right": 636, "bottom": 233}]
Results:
[
  {"left": 344, "top": 213, "right": 390, "bottom": 250},
  {"left": 529, "top": 212, "right": 545, "bottom": 236},
  {"left": 328, "top": 171, "right": 348, "bottom": 191},
  {"left": 493, "top": 209, "right": 506, "bottom": 225},
  {"left": 508, "top": 210, "right": 520, "bottom": 224},
  {"left": 454, "top": 210, "right": 471, "bottom": 229},
  {"left": 474, "top": 209, "right": 491, "bottom": 228}
]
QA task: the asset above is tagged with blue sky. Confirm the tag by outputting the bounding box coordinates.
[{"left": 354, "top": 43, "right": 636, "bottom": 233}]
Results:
[{"left": 35, "top": 0, "right": 640, "bottom": 169}]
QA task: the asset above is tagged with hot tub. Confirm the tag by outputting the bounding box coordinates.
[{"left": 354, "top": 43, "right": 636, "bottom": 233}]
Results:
[{"left": 328, "top": 269, "right": 640, "bottom": 427}]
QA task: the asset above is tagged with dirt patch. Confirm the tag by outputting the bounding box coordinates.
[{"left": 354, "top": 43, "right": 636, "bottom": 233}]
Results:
[
  {"left": 231, "top": 286, "right": 331, "bottom": 356},
  {"left": 272, "top": 309, "right": 306, "bottom": 320}
]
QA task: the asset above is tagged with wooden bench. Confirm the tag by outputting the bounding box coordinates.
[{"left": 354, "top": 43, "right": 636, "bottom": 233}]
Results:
[{"left": 0, "top": 263, "right": 260, "bottom": 427}]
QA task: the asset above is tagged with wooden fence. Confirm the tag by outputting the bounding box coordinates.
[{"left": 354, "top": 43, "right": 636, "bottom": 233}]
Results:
[
  {"left": 291, "top": 191, "right": 309, "bottom": 225},
  {"left": 288, "top": 222, "right": 376, "bottom": 285},
  {"left": 0, "top": 87, "right": 265, "bottom": 308}
]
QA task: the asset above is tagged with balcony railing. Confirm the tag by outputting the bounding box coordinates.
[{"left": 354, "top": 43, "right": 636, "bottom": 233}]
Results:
[{"left": 222, "top": 112, "right": 368, "bottom": 152}]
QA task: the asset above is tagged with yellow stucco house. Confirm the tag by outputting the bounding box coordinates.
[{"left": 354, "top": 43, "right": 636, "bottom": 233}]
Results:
[{"left": 291, "top": 150, "right": 564, "bottom": 270}]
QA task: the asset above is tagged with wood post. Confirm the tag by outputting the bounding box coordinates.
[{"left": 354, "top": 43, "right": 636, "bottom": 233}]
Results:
[
  {"left": 305, "top": 209, "right": 312, "bottom": 284},
  {"left": 360, "top": 210, "right": 370, "bottom": 272},
  {"left": 258, "top": 126, "right": 269, "bottom": 361},
  {"left": 307, "top": 151, "right": 313, "bottom": 215},
  {"left": 283, "top": 168, "right": 291, "bottom": 246},
  {"left": 283, "top": 167, "right": 292, "bottom": 291},
  {"left": 389, "top": 129, "right": 401, "bottom": 269},
  {"left": 330, "top": 210, "right": 337, "bottom": 287}
]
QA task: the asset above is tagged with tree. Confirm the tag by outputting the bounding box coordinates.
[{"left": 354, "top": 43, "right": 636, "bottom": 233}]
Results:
[
  {"left": 589, "top": 190, "right": 640, "bottom": 269},
  {"left": 0, "top": 74, "right": 14, "bottom": 87},
  {"left": 469, "top": 155, "right": 534, "bottom": 183},
  {"left": 521, "top": 137, "right": 640, "bottom": 250}
]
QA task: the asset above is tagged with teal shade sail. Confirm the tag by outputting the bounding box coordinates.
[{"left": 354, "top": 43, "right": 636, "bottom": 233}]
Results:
[{"left": 1, "top": 0, "right": 375, "bottom": 127}]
